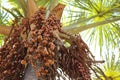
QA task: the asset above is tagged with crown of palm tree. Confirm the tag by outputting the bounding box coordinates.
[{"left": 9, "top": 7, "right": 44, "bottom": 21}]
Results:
[{"left": 0, "top": 0, "right": 120, "bottom": 79}]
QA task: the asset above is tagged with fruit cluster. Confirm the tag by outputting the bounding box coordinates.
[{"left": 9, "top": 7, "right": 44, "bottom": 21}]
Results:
[
  {"left": 0, "top": 7, "right": 95, "bottom": 80},
  {"left": 59, "top": 35, "right": 94, "bottom": 80},
  {"left": 25, "top": 8, "right": 62, "bottom": 79},
  {"left": 0, "top": 22, "right": 27, "bottom": 80}
]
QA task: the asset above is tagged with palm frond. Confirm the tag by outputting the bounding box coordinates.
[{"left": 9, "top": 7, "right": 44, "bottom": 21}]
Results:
[
  {"left": 8, "top": 0, "right": 27, "bottom": 16},
  {"left": 0, "top": 5, "right": 12, "bottom": 46},
  {"left": 0, "top": 7, "right": 12, "bottom": 26},
  {"left": 0, "top": 34, "right": 4, "bottom": 46},
  {"left": 92, "top": 50, "right": 120, "bottom": 79},
  {"left": 61, "top": 0, "right": 120, "bottom": 55},
  {"left": 36, "top": 0, "right": 49, "bottom": 8}
]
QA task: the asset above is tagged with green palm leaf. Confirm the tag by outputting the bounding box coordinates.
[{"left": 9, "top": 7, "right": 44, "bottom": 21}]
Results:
[
  {"left": 0, "top": 5, "right": 11, "bottom": 45},
  {"left": 61, "top": 0, "right": 120, "bottom": 55}
]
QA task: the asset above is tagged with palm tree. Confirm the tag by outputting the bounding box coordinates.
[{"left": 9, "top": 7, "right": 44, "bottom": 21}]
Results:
[
  {"left": 62, "top": 0, "right": 120, "bottom": 53},
  {"left": 92, "top": 51, "right": 120, "bottom": 80},
  {"left": 0, "top": 0, "right": 120, "bottom": 80}
]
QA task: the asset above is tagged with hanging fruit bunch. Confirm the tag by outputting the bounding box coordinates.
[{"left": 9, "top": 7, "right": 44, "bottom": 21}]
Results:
[
  {"left": 0, "top": 19, "right": 28, "bottom": 80},
  {"left": 59, "top": 34, "right": 94, "bottom": 80},
  {"left": 0, "top": 6, "right": 101, "bottom": 80}
]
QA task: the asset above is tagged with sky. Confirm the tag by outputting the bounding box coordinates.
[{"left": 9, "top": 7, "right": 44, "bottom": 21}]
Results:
[{"left": 1, "top": 0, "right": 13, "bottom": 8}]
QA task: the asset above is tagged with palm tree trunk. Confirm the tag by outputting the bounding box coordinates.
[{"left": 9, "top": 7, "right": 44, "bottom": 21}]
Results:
[
  {"left": 0, "top": 26, "right": 11, "bottom": 35},
  {"left": 26, "top": 0, "right": 38, "bottom": 18}
]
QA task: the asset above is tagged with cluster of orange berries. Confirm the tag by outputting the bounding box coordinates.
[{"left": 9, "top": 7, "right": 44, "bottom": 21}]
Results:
[
  {"left": 0, "top": 7, "right": 95, "bottom": 80},
  {"left": 0, "top": 24, "right": 27, "bottom": 80},
  {"left": 23, "top": 8, "right": 62, "bottom": 79},
  {"left": 59, "top": 35, "right": 93, "bottom": 80}
]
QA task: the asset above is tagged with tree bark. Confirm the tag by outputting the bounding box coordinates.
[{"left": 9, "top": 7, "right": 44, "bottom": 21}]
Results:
[
  {"left": 24, "top": 64, "right": 38, "bottom": 80},
  {"left": 0, "top": 26, "right": 11, "bottom": 35},
  {"left": 26, "top": 0, "right": 38, "bottom": 18}
]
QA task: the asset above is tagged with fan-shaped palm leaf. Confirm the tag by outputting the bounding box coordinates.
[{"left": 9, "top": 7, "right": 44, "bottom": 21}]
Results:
[
  {"left": 93, "top": 51, "right": 120, "bottom": 80},
  {"left": 61, "top": 0, "right": 120, "bottom": 55}
]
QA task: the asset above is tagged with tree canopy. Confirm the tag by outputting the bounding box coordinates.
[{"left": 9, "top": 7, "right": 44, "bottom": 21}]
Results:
[{"left": 0, "top": 0, "right": 120, "bottom": 80}]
